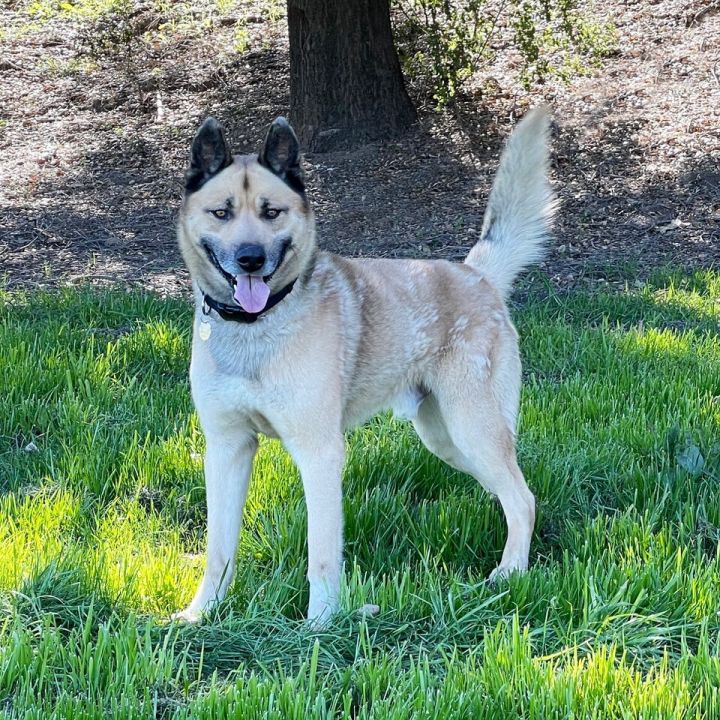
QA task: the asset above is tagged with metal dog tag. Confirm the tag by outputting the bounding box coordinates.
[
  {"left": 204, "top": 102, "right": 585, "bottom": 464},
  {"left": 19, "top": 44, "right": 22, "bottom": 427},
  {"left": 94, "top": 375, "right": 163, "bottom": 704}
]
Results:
[{"left": 198, "top": 319, "right": 212, "bottom": 341}]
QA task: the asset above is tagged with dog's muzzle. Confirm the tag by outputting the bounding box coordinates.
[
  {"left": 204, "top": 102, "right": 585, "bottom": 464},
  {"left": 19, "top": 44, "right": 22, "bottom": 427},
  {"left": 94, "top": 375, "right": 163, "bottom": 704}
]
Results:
[{"left": 200, "top": 237, "right": 294, "bottom": 314}]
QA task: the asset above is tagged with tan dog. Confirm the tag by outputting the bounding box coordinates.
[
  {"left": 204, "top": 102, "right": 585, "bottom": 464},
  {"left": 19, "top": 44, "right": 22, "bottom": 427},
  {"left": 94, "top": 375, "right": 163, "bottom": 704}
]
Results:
[{"left": 175, "top": 107, "right": 555, "bottom": 624}]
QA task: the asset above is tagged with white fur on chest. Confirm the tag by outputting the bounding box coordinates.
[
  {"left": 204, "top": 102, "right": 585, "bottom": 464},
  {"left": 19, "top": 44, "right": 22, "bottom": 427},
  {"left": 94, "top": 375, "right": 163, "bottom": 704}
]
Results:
[{"left": 189, "top": 316, "right": 289, "bottom": 425}]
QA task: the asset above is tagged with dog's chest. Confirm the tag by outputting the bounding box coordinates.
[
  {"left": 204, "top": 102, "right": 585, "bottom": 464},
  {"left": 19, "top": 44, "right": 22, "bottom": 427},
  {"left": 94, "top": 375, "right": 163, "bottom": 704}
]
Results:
[
  {"left": 190, "top": 364, "right": 287, "bottom": 437},
  {"left": 189, "top": 325, "right": 289, "bottom": 424}
]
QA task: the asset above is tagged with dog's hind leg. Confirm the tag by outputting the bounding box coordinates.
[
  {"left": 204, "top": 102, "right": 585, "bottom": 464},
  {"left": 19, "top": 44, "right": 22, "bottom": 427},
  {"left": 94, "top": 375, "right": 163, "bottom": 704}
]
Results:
[
  {"left": 415, "top": 364, "right": 535, "bottom": 581},
  {"left": 173, "top": 432, "right": 257, "bottom": 623},
  {"left": 413, "top": 393, "right": 474, "bottom": 476},
  {"left": 450, "top": 409, "right": 535, "bottom": 582}
]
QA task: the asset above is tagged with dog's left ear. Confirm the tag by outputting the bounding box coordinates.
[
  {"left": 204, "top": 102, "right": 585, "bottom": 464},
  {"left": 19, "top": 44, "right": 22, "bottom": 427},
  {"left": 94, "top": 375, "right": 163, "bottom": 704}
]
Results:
[
  {"left": 259, "top": 117, "right": 305, "bottom": 196},
  {"left": 186, "top": 117, "right": 233, "bottom": 193}
]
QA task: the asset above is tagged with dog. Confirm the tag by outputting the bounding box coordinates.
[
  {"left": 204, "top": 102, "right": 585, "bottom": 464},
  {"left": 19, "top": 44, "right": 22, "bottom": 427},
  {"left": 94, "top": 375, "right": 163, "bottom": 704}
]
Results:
[{"left": 174, "top": 107, "right": 555, "bottom": 624}]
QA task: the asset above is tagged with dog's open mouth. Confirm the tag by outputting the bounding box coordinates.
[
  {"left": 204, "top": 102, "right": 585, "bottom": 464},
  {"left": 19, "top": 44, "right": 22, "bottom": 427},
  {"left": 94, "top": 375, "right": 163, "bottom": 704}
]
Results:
[
  {"left": 202, "top": 239, "right": 292, "bottom": 313},
  {"left": 232, "top": 275, "right": 270, "bottom": 313}
]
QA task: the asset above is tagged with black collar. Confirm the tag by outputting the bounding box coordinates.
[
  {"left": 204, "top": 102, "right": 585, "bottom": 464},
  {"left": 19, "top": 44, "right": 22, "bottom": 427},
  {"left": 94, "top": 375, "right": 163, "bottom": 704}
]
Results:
[{"left": 201, "top": 279, "right": 297, "bottom": 323}]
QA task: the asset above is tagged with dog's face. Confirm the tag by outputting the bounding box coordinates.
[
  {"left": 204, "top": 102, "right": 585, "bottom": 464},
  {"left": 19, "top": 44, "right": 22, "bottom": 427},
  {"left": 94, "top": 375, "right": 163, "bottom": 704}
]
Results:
[{"left": 178, "top": 117, "right": 315, "bottom": 311}]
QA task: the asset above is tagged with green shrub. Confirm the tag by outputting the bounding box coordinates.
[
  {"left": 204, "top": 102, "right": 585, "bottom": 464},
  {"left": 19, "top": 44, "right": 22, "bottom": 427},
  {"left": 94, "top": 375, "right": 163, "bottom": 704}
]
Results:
[
  {"left": 394, "top": 0, "right": 618, "bottom": 105},
  {"left": 513, "top": 0, "right": 618, "bottom": 88}
]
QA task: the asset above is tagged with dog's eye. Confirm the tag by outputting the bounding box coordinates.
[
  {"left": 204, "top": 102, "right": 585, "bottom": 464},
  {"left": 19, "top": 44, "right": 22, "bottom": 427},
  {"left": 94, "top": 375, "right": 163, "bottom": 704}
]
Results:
[
  {"left": 210, "top": 208, "right": 231, "bottom": 220},
  {"left": 262, "top": 207, "right": 282, "bottom": 220}
]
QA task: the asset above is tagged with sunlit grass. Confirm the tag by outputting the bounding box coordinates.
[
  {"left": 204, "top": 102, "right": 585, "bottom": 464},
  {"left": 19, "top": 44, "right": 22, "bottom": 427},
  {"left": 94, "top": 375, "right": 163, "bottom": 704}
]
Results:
[{"left": 0, "top": 271, "right": 718, "bottom": 717}]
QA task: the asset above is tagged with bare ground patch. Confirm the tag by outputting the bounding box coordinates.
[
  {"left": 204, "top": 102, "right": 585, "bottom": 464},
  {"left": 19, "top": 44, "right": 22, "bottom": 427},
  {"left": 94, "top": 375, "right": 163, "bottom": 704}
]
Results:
[{"left": 1, "top": 0, "right": 718, "bottom": 297}]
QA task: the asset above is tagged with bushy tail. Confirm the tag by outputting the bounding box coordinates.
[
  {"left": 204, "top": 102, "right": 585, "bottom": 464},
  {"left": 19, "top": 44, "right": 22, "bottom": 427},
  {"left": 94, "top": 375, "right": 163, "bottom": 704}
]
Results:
[{"left": 465, "top": 106, "right": 557, "bottom": 298}]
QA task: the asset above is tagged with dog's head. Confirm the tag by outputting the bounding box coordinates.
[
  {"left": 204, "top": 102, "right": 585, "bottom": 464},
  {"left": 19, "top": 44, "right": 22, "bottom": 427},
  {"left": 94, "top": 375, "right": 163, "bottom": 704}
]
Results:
[{"left": 178, "top": 117, "right": 315, "bottom": 312}]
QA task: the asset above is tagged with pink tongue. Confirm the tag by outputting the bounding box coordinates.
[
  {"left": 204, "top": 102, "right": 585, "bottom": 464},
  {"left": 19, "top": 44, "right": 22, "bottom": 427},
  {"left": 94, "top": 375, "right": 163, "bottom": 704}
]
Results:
[{"left": 234, "top": 275, "right": 271, "bottom": 313}]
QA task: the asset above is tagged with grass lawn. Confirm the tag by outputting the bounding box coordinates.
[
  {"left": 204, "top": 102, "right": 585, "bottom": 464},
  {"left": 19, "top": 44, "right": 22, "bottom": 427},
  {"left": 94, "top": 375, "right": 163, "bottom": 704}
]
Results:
[{"left": 1, "top": 270, "right": 719, "bottom": 718}]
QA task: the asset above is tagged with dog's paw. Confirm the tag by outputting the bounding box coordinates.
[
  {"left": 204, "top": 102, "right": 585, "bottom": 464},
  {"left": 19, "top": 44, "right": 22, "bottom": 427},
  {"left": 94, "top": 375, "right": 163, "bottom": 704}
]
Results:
[
  {"left": 305, "top": 612, "right": 332, "bottom": 630},
  {"left": 170, "top": 608, "right": 203, "bottom": 624},
  {"left": 306, "top": 601, "right": 339, "bottom": 629},
  {"left": 306, "top": 583, "right": 339, "bottom": 628},
  {"left": 487, "top": 561, "right": 527, "bottom": 585}
]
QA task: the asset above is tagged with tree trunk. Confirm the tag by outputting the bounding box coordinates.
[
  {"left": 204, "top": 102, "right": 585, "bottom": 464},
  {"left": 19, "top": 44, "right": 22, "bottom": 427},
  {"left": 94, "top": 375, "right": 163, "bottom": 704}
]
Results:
[{"left": 287, "top": 0, "right": 417, "bottom": 152}]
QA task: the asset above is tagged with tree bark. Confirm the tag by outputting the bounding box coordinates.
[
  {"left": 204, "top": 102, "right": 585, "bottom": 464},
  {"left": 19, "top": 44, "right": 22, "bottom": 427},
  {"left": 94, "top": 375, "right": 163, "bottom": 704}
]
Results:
[{"left": 287, "top": 0, "right": 417, "bottom": 152}]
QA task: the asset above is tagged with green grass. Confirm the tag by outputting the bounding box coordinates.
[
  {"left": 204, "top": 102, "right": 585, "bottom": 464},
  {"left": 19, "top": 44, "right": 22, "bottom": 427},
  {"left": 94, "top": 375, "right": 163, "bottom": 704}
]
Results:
[{"left": 0, "top": 269, "right": 719, "bottom": 718}]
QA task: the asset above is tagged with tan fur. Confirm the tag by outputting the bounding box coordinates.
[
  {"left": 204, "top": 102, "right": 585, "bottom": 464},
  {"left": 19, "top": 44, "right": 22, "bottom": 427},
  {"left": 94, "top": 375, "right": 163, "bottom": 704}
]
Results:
[{"left": 174, "top": 108, "right": 555, "bottom": 624}]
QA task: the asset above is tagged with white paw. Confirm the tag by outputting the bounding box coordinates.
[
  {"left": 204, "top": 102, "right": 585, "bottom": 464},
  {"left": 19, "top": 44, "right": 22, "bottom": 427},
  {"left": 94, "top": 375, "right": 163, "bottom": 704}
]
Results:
[
  {"left": 306, "top": 601, "right": 338, "bottom": 629},
  {"left": 307, "top": 579, "right": 339, "bottom": 627},
  {"left": 305, "top": 611, "right": 332, "bottom": 630},
  {"left": 487, "top": 560, "right": 528, "bottom": 585},
  {"left": 170, "top": 607, "right": 203, "bottom": 624}
]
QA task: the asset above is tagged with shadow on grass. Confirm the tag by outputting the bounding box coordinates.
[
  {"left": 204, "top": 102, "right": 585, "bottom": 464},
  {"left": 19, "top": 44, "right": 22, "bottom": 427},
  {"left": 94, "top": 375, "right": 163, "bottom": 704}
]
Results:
[
  {"left": 516, "top": 266, "right": 719, "bottom": 334},
  {"left": 10, "top": 562, "right": 114, "bottom": 635}
]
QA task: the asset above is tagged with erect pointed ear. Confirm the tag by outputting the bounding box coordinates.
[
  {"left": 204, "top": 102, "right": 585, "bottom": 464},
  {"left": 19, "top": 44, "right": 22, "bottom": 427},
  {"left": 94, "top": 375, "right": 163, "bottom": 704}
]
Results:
[
  {"left": 185, "top": 117, "right": 233, "bottom": 193},
  {"left": 258, "top": 117, "right": 305, "bottom": 196}
]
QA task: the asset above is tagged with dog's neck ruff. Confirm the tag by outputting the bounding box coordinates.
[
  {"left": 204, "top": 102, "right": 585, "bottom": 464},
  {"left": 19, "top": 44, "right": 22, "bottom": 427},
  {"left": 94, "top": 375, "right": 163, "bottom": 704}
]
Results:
[{"left": 201, "top": 279, "right": 297, "bottom": 323}]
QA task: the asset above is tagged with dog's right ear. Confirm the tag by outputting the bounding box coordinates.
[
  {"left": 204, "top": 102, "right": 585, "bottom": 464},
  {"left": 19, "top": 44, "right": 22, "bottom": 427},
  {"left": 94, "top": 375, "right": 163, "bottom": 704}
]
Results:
[{"left": 185, "top": 118, "right": 233, "bottom": 193}]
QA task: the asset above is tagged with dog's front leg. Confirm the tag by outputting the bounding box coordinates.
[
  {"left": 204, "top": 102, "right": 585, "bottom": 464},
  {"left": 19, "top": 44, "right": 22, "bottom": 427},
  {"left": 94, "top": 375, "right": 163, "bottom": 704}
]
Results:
[
  {"left": 287, "top": 436, "right": 345, "bottom": 625},
  {"left": 174, "top": 432, "right": 257, "bottom": 622}
]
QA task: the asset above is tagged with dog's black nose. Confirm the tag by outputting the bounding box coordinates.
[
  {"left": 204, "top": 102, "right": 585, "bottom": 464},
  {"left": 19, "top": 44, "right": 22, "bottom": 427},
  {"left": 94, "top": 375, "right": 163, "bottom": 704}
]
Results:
[{"left": 236, "top": 244, "right": 266, "bottom": 273}]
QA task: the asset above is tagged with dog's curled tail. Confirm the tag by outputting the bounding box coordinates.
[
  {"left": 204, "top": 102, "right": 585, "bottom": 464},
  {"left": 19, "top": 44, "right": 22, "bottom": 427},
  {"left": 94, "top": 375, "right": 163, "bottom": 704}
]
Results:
[{"left": 465, "top": 106, "right": 557, "bottom": 298}]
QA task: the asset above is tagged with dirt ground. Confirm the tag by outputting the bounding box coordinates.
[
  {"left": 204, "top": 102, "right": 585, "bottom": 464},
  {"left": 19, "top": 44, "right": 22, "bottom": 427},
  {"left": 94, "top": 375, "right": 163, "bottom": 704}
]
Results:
[{"left": 1, "top": 0, "right": 718, "bottom": 297}]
